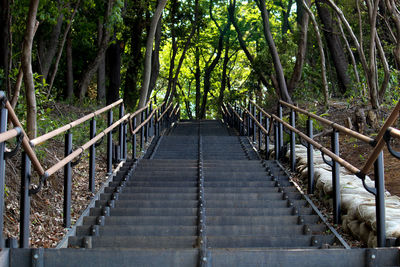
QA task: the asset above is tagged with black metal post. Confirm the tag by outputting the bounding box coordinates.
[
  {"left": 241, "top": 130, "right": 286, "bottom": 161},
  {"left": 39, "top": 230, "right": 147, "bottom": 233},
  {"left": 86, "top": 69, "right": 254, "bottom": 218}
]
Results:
[
  {"left": 241, "top": 112, "right": 245, "bottom": 136},
  {"left": 64, "top": 131, "right": 72, "bottom": 227},
  {"left": 140, "top": 111, "right": 144, "bottom": 151},
  {"left": 89, "top": 119, "right": 96, "bottom": 192},
  {"left": 107, "top": 110, "right": 113, "bottom": 175},
  {"left": 247, "top": 103, "right": 251, "bottom": 136},
  {"left": 265, "top": 117, "right": 270, "bottom": 160},
  {"left": 0, "top": 106, "right": 7, "bottom": 248},
  {"left": 123, "top": 121, "right": 127, "bottom": 160},
  {"left": 278, "top": 103, "right": 283, "bottom": 158},
  {"left": 145, "top": 107, "right": 149, "bottom": 143},
  {"left": 290, "top": 109, "right": 296, "bottom": 172},
  {"left": 258, "top": 111, "right": 262, "bottom": 150},
  {"left": 132, "top": 117, "right": 137, "bottom": 159},
  {"left": 332, "top": 129, "right": 340, "bottom": 224},
  {"left": 118, "top": 104, "right": 124, "bottom": 161},
  {"left": 274, "top": 122, "right": 279, "bottom": 161},
  {"left": 307, "top": 118, "right": 314, "bottom": 194},
  {"left": 374, "top": 152, "right": 386, "bottom": 247},
  {"left": 20, "top": 152, "right": 31, "bottom": 248},
  {"left": 252, "top": 105, "right": 256, "bottom": 141},
  {"left": 149, "top": 103, "right": 153, "bottom": 137}
]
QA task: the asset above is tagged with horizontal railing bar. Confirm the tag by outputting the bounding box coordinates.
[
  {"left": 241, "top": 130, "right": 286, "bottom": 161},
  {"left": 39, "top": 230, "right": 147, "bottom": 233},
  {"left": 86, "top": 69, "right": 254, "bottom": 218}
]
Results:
[
  {"left": 31, "top": 99, "right": 123, "bottom": 147},
  {"left": 250, "top": 100, "right": 272, "bottom": 119},
  {"left": 388, "top": 127, "right": 400, "bottom": 139},
  {"left": 279, "top": 100, "right": 373, "bottom": 144},
  {"left": 128, "top": 101, "right": 151, "bottom": 120},
  {"left": 132, "top": 107, "right": 158, "bottom": 135},
  {"left": 243, "top": 107, "right": 268, "bottom": 135},
  {"left": 158, "top": 102, "right": 173, "bottom": 122},
  {"left": 0, "top": 127, "right": 21, "bottom": 143},
  {"left": 174, "top": 107, "right": 180, "bottom": 116},
  {"left": 46, "top": 114, "right": 130, "bottom": 177},
  {"left": 227, "top": 103, "right": 243, "bottom": 122},
  {"left": 271, "top": 114, "right": 361, "bottom": 175},
  {"left": 4, "top": 100, "right": 45, "bottom": 175},
  {"left": 169, "top": 103, "right": 179, "bottom": 117}
]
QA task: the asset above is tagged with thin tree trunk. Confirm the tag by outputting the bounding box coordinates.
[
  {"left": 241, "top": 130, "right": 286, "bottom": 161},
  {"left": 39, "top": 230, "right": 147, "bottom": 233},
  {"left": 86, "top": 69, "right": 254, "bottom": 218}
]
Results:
[
  {"left": 66, "top": 32, "right": 74, "bottom": 99},
  {"left": 78, "top": 0, "right": 115, "bottom": 100},
  {"left": 22, "top": 0, "right": 40, "bottom": 139},
  {"left": 287, "top": 0, "right": 310, "bottom": 94},
  {"left": 106, "top": 40, "right": 123, "bottom": 105},
  {"left": 148, "top": 15, "right": 162, "bottom": 101},
  {"left": 218, "top": 38, "right": 230, "bottom": 112},
  {"left": 258, "top": 0, "right": 292, "bottom": 103},
  {"left": 0, "top": 0, "right": 11, "bottom": 96},
  {"left": 195, "top": 45, "right": 201, "bottom": 119},
  {"left": 47, "top": 0, "right": 81, "bottom": 98},
  {"left": 97, "top": 18, "right": 106, "bottom": 102},
  {"left": 137, "top": 0, "right": 167, "bottom": 110},
  {"left": 302, "top": 0, "right": 328, "bottom": 106}
]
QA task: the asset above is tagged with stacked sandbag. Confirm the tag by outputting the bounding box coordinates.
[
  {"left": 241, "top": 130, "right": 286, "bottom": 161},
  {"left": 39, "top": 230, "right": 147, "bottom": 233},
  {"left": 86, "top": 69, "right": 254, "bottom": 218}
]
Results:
[{"left": 285, "top": 144, "right": 400, "bottom": 247}]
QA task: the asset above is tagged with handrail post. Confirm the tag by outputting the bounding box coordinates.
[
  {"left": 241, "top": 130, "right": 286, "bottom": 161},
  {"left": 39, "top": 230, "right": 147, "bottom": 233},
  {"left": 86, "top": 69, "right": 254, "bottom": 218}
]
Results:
[
  {"left": 332, "top": 129, "right": 340, "bottom": 224},
  {"left": 132, "top": 117, "right": 137, "bottom": 159},
  {"left": 252, "top": 105, "right": 256, "bottom": 142},
  {"left": 374, "top": 151, "right": 386, "bottom": 247},
  {"left": 118, "top": 104, "right": 124, "bottom": 161},
  {"left": 265, "top": 117, "right": 270, "bottom": 159},
  {"left": 20, "top": 152, "right": 31, "bottom": 248},
  {"left": 307, "top": 118, "right": 314, "bottom": 194},
  {"left": 107, "top": 110, "right": 113, "bottom": 175},
  {"left": 258, "top": 111, "right": 262, "bottom": 150},
  {"left": 247, "top": 103, "right": 251, "bottom": 137},
  {"left": 241, "top": 111, "right": 245, "bottom": 136},
  {"left": 63, "top": 130, "right": 72, "bottom": 227},
  {"left": 278, "top": 103, "right": 283, "bottom": 158},
  {"left": 0, "top": 106, "right": 7, "bottom": 248},
  {"left": 140, "top": 111, "right": 144, "bottom": 152},
  {"left": 123, "top": 120, "right": 127, "bottom": 160},
  {"left": 149, "top": 103, "right": 153, "bottom": 137},
  {"left": 290, "top": 109, "right": 296, "bottom": 172},
  {"left": 145, "top": 107, "right": 149, "bottom": 143},
  {"left": 89, "top": 118, "right": 96, "bottom": 193},
  {"left": 274, "top": 122, "right": 279, "bottom": 161}
]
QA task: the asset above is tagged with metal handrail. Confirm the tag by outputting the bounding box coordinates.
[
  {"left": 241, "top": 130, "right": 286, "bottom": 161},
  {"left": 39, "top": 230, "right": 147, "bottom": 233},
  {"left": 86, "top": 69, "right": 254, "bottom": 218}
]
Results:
[
  {"left": 278, "top": 100, "right": 374, "bottom": 144},
  {"left": 45, "top": 114, "right": 130, "bottom": 177},
  {"left": 31, "top": 99, "right": 124, "bottom": 147}
]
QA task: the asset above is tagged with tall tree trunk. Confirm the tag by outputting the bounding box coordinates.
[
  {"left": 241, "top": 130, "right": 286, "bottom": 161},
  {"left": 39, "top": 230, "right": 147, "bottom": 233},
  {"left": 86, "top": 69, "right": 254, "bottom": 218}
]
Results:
[
  {"left": 258, "top": 0, "right": 292, "bottom": 103},
  {"left": 0, "top": 0, "right": 11, "bottom": 96},
  {"left": 137, "top": 0, "right": 167, "bottom": 110},
  {"left": 287, "top": 0, "right": 310, "bottom": 94},
  {"left": 148, "top": 15, "right": 162, "bottom": 101},
  {"left": 47, "top": 0, "right": 81, "bottom": 97},
  {"left": 195, "top": 45, "right": 201, "bottom": 119},
  {"left": 163, "top": 0, "right": 177, "bottom": 104},
  {"left": 106, "top": 40, "right": 123, "bottom": 105},
  {"left": 97, "top": 18, "right": 106, "bottom": 102},
  {"left": 218, "top": 39, "right": 230, "bottom": 112},
  {"left": 65, "top": 32, "right": 74, "bottom": 99},
  {"left": 124, "top": 1, "right": 146, "bottom": 109},
  {"left": 78, "top": 0, "right": 115, "bottom": 100},
  {"left": 37, "top": 2, "right": 63, "bottom": 81},
  {"left": 316, "top": 2, "right": 351, "bottom": 95},
  {"left": 22, "top": 0, "right": 40, "bottom": 139}
]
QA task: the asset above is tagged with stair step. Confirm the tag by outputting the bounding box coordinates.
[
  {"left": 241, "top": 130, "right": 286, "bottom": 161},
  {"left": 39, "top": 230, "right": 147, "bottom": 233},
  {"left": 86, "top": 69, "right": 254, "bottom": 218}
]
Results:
[
  {"left": 207, "top": 215, "right": 320, "bottom": 225},
  {"left": 90, "top": 207, "right": 197, "bottom": 216},
  {"left": 100, "top": 193, "right": 198, "bottom": 201},
  {"left": 205, "top": 207, "right": 312, "bottom": 216},
  {"left": 83, "top": 216, "right": 197, "bottom": 226},
  {"left": 76, "top": 225, "right": 197, "bottom": 236}
]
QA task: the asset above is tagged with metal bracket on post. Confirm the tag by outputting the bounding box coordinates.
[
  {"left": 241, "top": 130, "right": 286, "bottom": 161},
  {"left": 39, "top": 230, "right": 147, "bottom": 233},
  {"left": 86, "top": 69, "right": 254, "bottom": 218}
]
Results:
[{"left": 31, "top": 248, "right": 44, "bottom": 267}]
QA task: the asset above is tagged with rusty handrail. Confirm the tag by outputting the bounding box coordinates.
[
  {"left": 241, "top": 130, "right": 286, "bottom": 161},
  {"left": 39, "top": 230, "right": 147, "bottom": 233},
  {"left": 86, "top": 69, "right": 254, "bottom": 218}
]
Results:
[
  {"left": 31, "top": 99, "right": 124, "bottom": 147},
  {"left": 45, "top": 114, "right": 130, "bottom": 177},
  {"left": 249, "top": 100, "right": 272, "bottom": 119},
  {"left": 279, "top": 100, "right": 374, "bottom": 144},
  {"left": 0, "top": 127, "right": 22, "bottom": 143}
]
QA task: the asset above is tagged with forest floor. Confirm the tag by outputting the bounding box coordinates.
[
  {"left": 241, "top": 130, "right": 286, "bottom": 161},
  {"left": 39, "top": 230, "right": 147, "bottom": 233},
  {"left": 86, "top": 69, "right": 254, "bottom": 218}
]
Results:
[{"left": 3, "top": 98, "right": 400, "bottom": 248}]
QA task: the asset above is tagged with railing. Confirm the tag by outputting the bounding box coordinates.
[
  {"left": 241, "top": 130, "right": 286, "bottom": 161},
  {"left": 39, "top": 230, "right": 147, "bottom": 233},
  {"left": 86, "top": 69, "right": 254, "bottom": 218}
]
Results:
[
  {"left": 0, "top": 91, "right": 179, "bottom": 248},
  {"left": 223, "top": 99, "right": 400, "bottom": 248}
]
